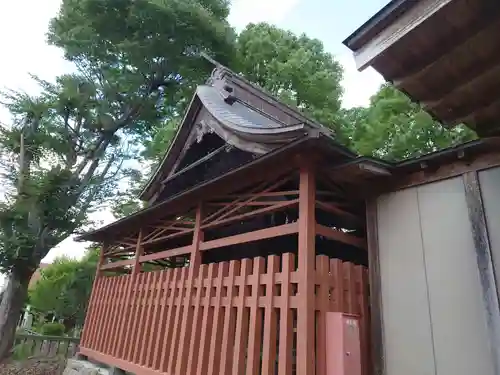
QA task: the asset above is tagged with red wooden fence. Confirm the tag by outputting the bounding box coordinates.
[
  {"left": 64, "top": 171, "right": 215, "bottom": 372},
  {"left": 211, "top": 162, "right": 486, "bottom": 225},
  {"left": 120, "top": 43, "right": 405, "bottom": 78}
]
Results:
[{"left": 80, "top": 253, "right": 368, "bottom": 375}]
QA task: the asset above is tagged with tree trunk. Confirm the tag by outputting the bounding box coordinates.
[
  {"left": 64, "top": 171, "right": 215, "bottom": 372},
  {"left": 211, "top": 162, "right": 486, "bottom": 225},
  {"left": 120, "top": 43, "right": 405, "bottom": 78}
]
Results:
[{"left": 0, "top": 271, "right": 30, "bottom": 361}]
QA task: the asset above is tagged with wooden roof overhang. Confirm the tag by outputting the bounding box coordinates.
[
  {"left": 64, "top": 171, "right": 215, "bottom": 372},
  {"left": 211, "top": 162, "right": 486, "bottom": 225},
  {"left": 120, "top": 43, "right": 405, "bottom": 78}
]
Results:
[
  {"left": 77, "top": 134, "right": 360, "bottom": 243},
  {"left": 343, "top": 0, "right": 500, "bottom": 136},
  {"left": 140, "top": 60, "right": 343, "bottom": 202}
]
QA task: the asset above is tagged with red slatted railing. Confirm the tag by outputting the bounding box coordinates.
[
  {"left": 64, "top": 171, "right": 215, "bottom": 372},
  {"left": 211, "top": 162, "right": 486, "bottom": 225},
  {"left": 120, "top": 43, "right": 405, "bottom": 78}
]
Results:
[{"left": 80, "top": 253, "right": 368, "bottom": 375}]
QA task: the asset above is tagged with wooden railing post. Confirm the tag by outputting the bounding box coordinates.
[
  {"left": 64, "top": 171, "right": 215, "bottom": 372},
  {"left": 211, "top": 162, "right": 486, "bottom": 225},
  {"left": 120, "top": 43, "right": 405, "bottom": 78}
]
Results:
[{"left": 298, "top": 164, "right": 316, "bottom": 375}]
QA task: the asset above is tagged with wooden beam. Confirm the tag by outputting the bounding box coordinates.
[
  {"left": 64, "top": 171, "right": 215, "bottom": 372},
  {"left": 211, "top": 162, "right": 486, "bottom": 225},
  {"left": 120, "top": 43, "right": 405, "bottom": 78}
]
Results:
[
  {"left": 315, "top": 200, "right": 361, "bottom": 225},
  {"left": 442, "top": 94, "right": 500, "bottom": 128},
  {"left": 366, "top": 200, "right": 385, "bottom": 375},
  {"left": 297, "top": 165, "right": 315, "bottom": 375},
  {"left": 199, "top": 222, "right": 298, "bottom": 251},
  {"left": 353, "top": 0, "right": 453, "bottom": 71},
  {"left": 100, "top": 259, "right": 134, "bottom": 270},
  {"left": 387, "top": 150, "right": 500, "bottom": 194},
  {"left": 220, "top": 190, "right": 299, "bottom": 199},
  {"left": 203, "top": 172, "right": 294, "bottom": 225},
  {"left": 138, "top": 245, "right": 193, "bottom": 263},
  {"left": 463, "top": 171, "right": 500, "bottom": 375},
  {"left": 140, "top": 229, "right": 194, "bottom": 246},
  {"left": 315, "top": 224, "right": 367, "bottom": 249},
  {"left": 201, "top": 199, "right": 299, "bottom": 231},
  {"left": 420, "top": 52, "right": 500, "bottom": 118},
  {"left": 393, "top": 7, "right": 500, "bottom": 86},
  {"left": 161, "top": 144, "right": 228, "bottom": 185},
  {"left": 432, "top": 77, "right": 500, "bottom": 126}
]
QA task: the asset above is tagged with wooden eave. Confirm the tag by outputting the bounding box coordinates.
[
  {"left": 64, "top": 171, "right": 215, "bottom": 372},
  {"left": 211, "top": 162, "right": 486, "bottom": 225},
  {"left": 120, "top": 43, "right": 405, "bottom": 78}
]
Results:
[{"left": 343, "top": 0, "right": 500, "bottom": 136}]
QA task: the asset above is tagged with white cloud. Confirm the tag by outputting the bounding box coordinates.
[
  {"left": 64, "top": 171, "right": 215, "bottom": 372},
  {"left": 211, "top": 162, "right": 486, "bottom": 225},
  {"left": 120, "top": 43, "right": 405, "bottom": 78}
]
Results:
[
  {"left": 0, "top": 0, "right": 73, "bottom": 121},
  {"left": 338, "top": 52, "right": 384, "bottom": 108},
  {"left": 229, "top": 0, "right": 300, "bottom": 31}
]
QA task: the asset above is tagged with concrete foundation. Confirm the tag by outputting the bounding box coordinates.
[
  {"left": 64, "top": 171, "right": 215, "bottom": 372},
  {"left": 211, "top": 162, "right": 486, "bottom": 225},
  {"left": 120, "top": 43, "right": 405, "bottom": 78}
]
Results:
[{"left": 63, "top": 359, "right": 112, "bottom": 375}]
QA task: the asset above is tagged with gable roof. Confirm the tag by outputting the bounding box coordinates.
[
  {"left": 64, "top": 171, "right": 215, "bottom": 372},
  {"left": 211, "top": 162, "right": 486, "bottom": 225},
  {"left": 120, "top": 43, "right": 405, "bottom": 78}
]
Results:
[{"left": 139, "top": 56, "right": 353, "bottom": 201}]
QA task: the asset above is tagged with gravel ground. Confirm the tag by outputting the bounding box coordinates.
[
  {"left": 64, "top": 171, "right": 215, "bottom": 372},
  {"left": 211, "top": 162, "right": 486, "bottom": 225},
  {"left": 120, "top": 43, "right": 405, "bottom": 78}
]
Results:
[{"left": 0, "top": 357, "right": 66, "bottom": 375}]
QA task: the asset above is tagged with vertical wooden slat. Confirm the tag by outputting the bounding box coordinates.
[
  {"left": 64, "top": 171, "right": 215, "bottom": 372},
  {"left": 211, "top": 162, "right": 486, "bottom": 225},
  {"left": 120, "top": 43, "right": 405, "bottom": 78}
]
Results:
[
  {"left": 344, "top": 262, "right": 356, "bottom": 314},
  {"left": 232, "top": 258, "right": 252, "bottom": 375},
  {"left": 220, "top": 260, "right": 239, "bottom": 375},
  {"left": 105, "top": 276, "right": 122, "bottom": 354},
  {"left": 96, "top": 277, "right": 113, "bottom": 352},
  {"left": 80, "top": 244, "right": 105, "bottom": 347},
  {"left": 89, "top": 277, "right": 105, "bottom": 351},
  {"left": 126, "top": 273, "right": 144, "bottom": 361},
  {"left": 120, "top": 273, "right": 138, "bottom": 359},
  {"left": 316, "top": 256, "right": 330, "bottom": 375},
  {"left": 85, "top": 276, "right": 103, "bottom": 349},
  {"left": 262, "top": 255, "right": 279, "bottom": 375},
  {"left": 186, "top": 264, "right": 208, "bottom": 374},
  {"left": 297, "top": 165, "right": 316, "bottom": 375},
  {"left": 167, "top": 266, "right": 188, "bottom": 374},
  {"left": 145, "top": 271, "right": 162, "bottom": 367},
  {"left": 176, "top": 204, "right": 204, "bottom": 375},
  {"left": 105, "top": 276, "right": 121, "bottom": 353},
  {"left": 153, "top": 269, "right": 173, "bottom": 370},
  {"left": 247, "top": 257, "right": 265, "bottom": 375},
  {"left": 278, "top": 253, "right": 294, "bottom": 375},
  {"left": 160, "top": 267, "right": 180, "bottom": 371},
  {"left": 331, "top": 259, "right": 344, "bottom": 311},
  {"left": 207, "top": 262, "right": 229, "bottom": 375},
  {"left": 135, "top": 272, "right": 150, "bottom": 363},
  {"left": 114, "top": 273, "right": 133, "bottom": 358},
  {"left": 196, "top": 263, "right": 216, "bottom": 375},
  {"left": 140, "top": 271, "right": 158, "bottom": 366}
]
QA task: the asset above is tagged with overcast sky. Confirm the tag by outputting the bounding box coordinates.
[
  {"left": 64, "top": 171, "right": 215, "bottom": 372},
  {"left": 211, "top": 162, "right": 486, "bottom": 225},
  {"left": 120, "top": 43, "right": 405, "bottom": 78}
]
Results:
[{"left": 0, "top": 0, "right": 386, "bottom": 285}]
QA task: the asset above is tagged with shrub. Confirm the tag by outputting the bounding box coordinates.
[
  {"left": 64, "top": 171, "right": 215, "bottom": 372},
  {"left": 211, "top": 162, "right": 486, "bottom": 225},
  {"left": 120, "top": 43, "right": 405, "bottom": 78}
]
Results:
[{"left": 40, "top": 322, "right": 65, "bottom": 336}]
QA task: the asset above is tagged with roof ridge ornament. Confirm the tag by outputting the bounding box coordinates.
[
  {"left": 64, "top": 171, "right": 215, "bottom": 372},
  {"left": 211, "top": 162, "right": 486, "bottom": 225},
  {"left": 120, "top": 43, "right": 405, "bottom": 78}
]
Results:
[{"left": 206, "top": 66, "right": 226, "bottom": 86}]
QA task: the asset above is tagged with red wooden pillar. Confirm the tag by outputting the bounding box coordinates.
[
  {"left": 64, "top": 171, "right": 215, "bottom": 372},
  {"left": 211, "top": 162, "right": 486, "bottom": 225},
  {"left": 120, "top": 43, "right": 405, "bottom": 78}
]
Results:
[
  {"left": 297, "top": 164, "right": 316, "bottom": 375},
  {"left": 176, "top": 203, "right": 204, "bottom": 375},
  {"left": 132, "top": 229, "right": 144, "bottom": 275}
]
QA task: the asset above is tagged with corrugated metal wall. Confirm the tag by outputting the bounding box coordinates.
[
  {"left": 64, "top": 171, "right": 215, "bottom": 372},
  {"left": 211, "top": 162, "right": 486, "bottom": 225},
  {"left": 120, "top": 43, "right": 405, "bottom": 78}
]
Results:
[{"left": 376, "top": 176, "right": 495, "bottom": 375}]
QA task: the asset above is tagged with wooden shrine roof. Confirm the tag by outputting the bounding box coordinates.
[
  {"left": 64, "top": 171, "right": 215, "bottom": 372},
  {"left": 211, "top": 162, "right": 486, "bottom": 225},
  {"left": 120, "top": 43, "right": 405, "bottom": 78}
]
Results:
[
  {"left": 140, "top": 57, "right": 353, "bottom": 202},
  {"left": 343, "top": 0, "right": 500, "bottom": 136}
]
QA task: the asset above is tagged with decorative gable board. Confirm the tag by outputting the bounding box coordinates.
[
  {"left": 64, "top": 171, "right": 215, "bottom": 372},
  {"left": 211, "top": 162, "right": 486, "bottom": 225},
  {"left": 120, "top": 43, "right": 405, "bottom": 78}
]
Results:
[{"left": 141, "top": 61, "right": 336, "bottom": 204}]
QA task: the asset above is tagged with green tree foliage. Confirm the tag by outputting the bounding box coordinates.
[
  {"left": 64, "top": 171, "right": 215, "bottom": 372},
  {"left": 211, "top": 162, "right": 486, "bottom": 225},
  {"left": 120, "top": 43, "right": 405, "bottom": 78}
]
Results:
[
  {"left": 236, "top": 23, "right": 348, "bottom": 143},
  {"left": 49, "top": 0, "right": 236, "bottom": 136},
  {"left": 344, "top": 84, "right": 477, "bottom": 161},
  {"left": 0, "top": 0, "right": 235, "bottom": 359},
  {"left": 29, "top": 248, "right": 99, "bottom": 331}
]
